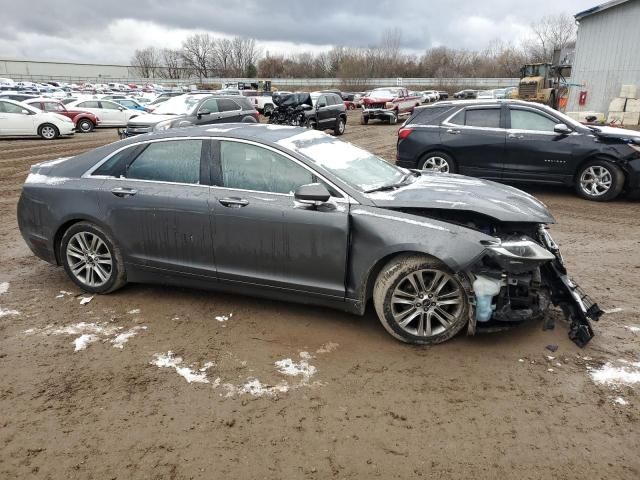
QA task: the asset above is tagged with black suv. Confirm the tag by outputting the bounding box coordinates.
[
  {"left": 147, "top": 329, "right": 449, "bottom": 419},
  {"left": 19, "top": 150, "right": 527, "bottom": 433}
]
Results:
[
  {"left": 306, "top": 91, "right": 347, "bottom": 135},
  {"left": 396, "top": 100, "right": 640, "bottom": 201},
  {"left": 123, "top": 94, "right": 258, "bottom": 137}
]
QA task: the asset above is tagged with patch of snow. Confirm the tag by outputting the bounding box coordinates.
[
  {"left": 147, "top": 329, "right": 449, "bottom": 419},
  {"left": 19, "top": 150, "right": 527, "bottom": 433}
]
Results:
[
  {"left": 624, "top": 325, "right": 640, "bottom": 333},
  {"left": 215, "top": 313, "right": 233, "bottom": 322},
  {"left": 151, "top": 351, "right": 211, "bottom": 384},
  {"left": 316, "top": 342, "right": 339, "bottom": 354},
  {"left": 613, "top": 397, "right": 628, "bottom": 406},
  {"left": 223, "top": 379, "right": 290, "bottom": 398},
  {"left": 0, "top": 307, "right": 20, "bottom": 317},
  {"left": 199, "top": 361, "right": 215, "bottom": 372},
  {"left": 23, "top": 328, "right": 36, "bottom": 335},
  {"left": 25, "top": 173, "right": 71, "bottom": 185},
  {"left": 547, "top": 368, "right": 554, "bottom": 372},
  {"left": 79, "top": 296, "right": 93, "bottom": 305},
  {"left": 603, "top": 307, "right": 624, "bottom": 314},
  {"left": 546, "top": 355, "right": 555, "bottom": 361},
  {"left": 299, "top": 351, "right": 312, "bottom": 360},
  {"left": 589, "top": 361, "right": 640, "bottom": 386},
  {"left": 0, "top": 282, "right": 9, "bottom": 294},
  {"left": 275, "top": 358, "right": 316, "bottom": 380},
  {"left": 50, "top": 322, "right": 121, "bottom": 336},
  {"left": 127, "top": 309, "right": 141, "bottom": 315},
  {"left": 518, "top": 358, "right": 525, "bottom": 363},
  {"left": 74, "top": 334, "right": 98, "bottom": 351},
  {"left": 111, "top": 326, "right": 147, "bottom": 349}
]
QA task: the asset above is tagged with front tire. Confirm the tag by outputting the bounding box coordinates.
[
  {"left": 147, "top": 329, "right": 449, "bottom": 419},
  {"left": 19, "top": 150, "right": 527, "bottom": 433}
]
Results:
[
  {"left": 60, "top": 222, "right": 127, "bottom": 294},
  {"left": 575, "top": 159, "right": 624, "bottom": 201},
  {"left": 373, "top": 254, "right": 469, "bottom": 345},
  {"left": 38, "top": 124, "right": 59, "bottom": 140}
]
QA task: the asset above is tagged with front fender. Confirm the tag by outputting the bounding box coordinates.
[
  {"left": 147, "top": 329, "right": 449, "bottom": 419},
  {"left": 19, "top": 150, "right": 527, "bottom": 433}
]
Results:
[{"left": 346, "top": 206, "right": 494, "bottom": 299}]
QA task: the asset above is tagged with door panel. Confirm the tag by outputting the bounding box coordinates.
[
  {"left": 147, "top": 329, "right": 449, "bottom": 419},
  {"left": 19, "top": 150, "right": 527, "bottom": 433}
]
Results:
[
  {"left": 441, "top": 107, "right": 505, "bottom": 179},
  {"left": 212, "top": 140, "right": 349, "bottom": 297},
  {"left": 503, "top": 107, "right": 576, "bottom": 184}
]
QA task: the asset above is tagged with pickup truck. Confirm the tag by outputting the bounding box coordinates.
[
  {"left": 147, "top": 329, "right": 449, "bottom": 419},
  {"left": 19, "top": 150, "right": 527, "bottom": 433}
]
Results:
[
  {"left": 255, "top": 91, "right": 291, "bottom": 115},
  {"left": 361, "top": 87, "right": 422, "bottom": 124}
]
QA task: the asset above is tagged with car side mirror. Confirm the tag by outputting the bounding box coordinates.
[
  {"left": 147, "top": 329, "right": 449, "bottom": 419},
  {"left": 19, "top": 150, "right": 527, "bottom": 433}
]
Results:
[
  {"left": 118, "top": 106, "right": 125, "bottom": 111},
  {"left": 294, "top": 183, "right": 330, "bottom": 206},
  {"left": 198, "top": 109, "right": 210, "bottom": 118},
  {"left": 553, "top": 123, "right": 571, "bottom": 135},
  {"left": 21, "top": 109, "right": 30, "bottom": 115},
  {"left": 317, "top": 103, "right": 326, "bottom": 109}
]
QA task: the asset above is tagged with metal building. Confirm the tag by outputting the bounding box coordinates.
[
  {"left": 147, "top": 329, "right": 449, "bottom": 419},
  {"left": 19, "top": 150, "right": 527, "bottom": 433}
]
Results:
[{"left": 567, "top": 0, "right": 640, "bottom": 114}]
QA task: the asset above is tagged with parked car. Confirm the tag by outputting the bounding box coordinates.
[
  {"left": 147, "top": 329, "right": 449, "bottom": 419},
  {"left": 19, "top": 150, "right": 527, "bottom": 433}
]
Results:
[
  {"left": 24, "top": 98, "right": 100, "bottom": 133},
  {"left": 307, "top": 91, "right": 347, "bottom": 135},
  {"left": 453, "top": 89, "right": 477, "bottom": 99},
  {"left": 17, "top": 124, "right": 600, "bottom": 346},
  {"left": 122, "top": 94, "right": 258, "bottom": 137},
  {"left": 420, "top": 90, "right": 440, "bottom": 103},
  {"left": 503, "top": 86, "right": 518, "bottom": 99},
  {"left": 254, "top": 91, "right": 291, "bottom": 115},
  {"left": 476, "top": 90, "right": 497, "bottom": 99},
  {"left": 361, "top": 87, "right": 422, "bottom": 125},
  {"left": 0, "top": 93, "right": 39, "bottom": 102},
  {"left": 437, "top": 91, "right": 449, "bottom": 100},
  {"left": 145, "top": 96, "right": 170, "bottom": 112},
  {"left": 65, "top": 99, "right": 141, "bottom": 127},
  {"left": 396, "top": 99, "right": 640, "bottom": 201},
  {"left": 0, "top": 98, "right": 75, "bottom": 139},
  {"left": 112, "top": 98, "right": 148, "bottom": 112}
]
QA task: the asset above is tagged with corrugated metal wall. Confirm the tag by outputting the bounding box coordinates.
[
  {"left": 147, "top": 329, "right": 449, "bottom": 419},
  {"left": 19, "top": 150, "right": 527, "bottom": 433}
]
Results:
[{"left": 567, "top": 0, "right": 640, "bottom": 113}]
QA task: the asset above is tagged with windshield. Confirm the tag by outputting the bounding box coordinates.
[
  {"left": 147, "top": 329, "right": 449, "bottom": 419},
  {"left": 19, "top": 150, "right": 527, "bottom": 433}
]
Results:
[
  {"left": 153, "top": 95, "right": 204, "bottom": 115},
  {"left": 524, "top": 64, "right": 548, "bottom": 77},
  {"left": 279, "top": 131, "right": 405, "bottom": 192}
]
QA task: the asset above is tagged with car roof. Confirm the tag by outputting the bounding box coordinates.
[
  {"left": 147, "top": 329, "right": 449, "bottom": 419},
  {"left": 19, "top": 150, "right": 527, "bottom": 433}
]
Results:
[
  {"left": 24, "top": 97, "right": 61, "bottom": 103},
  {"left": 425, "top": 99, "right": 542, "bottom": 108}
]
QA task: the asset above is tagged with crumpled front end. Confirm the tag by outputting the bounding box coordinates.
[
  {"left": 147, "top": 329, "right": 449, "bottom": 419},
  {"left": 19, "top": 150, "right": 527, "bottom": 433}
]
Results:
[{"left": 466, "top": 225, "right": 602, "bottom": 347}]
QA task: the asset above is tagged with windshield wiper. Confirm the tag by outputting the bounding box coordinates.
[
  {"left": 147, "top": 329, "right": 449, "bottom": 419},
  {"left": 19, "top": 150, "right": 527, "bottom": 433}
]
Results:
[{"left": 364, "top": 173, "right": 414, "bottom": 193}]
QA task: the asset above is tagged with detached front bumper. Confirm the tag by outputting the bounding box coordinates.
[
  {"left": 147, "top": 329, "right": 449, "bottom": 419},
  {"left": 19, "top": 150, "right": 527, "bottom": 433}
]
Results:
[{"left": 362, "top": 108, "right": 396, "bottom": 122}]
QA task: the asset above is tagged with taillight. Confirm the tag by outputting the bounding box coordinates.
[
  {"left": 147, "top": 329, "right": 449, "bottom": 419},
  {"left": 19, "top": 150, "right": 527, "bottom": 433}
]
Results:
[{"left": 397, "top": 127, "right": 414, "bottom": 140}]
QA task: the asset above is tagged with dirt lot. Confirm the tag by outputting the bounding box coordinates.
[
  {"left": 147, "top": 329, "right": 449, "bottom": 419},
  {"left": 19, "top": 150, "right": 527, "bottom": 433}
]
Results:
[{"left": 1, "top": 113, "right": 640, "bottom": 479}]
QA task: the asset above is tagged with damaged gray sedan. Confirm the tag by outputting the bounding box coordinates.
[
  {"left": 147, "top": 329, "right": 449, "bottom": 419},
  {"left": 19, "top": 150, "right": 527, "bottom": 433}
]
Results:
[{"left": 17, "top": 125, "right": 601, "bottom": 346}]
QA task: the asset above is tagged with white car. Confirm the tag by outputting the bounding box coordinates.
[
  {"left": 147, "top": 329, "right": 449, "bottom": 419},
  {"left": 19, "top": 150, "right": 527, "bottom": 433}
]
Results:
[
  {"left": 0, "top": 98, "right": 75, "bottom": 139},
  {"left": 476, "top": 89, "right": 497, "bottom": 99},
  {"left": 65, "top": 99, "right": 141, "bottom": 127},
  {"left": 420, "top": 90, "right": 440, "bottom": 103}
]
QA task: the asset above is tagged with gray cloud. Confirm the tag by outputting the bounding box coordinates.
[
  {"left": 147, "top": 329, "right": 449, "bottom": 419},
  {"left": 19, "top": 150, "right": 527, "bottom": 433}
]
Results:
[{"left": 0, "top": 0, "right": 595, "bottom": 62}]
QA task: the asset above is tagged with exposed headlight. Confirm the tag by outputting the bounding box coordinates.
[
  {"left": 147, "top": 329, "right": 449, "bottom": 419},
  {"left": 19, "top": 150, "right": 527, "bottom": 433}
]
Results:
[
  {"left": 485, "top": 239, "right": 555, "bottom": 261},
  {"left": 153, "top": 119, "right": 174, "bottom": 132}
]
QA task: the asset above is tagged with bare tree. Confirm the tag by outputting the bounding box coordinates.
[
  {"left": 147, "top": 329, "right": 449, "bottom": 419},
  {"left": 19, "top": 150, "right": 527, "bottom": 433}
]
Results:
[
  {"left": 229, "top": 37, "right": 261, "bottom": 76},
  {"left": 130, "top": 47, "right": 161, "bottom": 78},
  {"left": 529, "top": 13, "right": 576, "bottom": 62},
  {"left": 213, "top": 38, "right": 233, "bottom": 76},
  {"left": 181, "top": 33, "right": 216, "bottom": 80},
  {"left": 161, "top": 48, "right": 185, "bottom": 79}
]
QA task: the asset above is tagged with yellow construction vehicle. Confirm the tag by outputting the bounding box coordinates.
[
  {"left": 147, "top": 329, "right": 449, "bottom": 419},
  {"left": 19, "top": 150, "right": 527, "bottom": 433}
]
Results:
[{"left": 514, "top": 50, "right": 572, "bottom": 110}]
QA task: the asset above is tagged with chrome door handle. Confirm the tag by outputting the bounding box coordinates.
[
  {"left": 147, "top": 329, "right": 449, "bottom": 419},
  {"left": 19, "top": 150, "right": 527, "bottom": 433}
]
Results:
[
  {"left": 446, "top": 128, "right": 460, "bottom": 134},
  {"left": 219, "top": 197, "right": 249, "bottom": 208},
  {"left": 508, "top": 133, "right": 524, "bottom": 139},
  {"left": 111, "top": 187, "right": 137, "bottom": 197}
]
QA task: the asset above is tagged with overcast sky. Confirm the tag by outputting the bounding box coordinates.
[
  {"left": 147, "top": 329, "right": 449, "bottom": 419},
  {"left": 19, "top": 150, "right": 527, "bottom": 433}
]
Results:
[{"left": 0, "top": 0, "right": 597, "bottom": 64}]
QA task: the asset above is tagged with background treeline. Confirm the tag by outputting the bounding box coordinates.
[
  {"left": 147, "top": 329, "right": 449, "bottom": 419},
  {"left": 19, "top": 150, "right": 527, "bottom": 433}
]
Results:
[{"left": 131, "top": 13, "right": 575, "bottom": 81}]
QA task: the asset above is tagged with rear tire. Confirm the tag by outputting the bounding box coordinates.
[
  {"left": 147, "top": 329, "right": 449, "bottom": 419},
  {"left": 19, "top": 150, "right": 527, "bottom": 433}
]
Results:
[
  {"left": 389, "top": 113, "right": 398, "bottom": 125},
  {"left": 373, "top": 254, "right": 469, "bottom": 345},
  {"left": 77, "top": 118, "right": 94, "bottom": 133},
  {"left": 60, "top": 222, "right": 127, "bottom": 294},
  {"left": 333, "top": 117, "right": 346, "bottom": 136},
  {"left": 575, "top": 159, "right": 624, "bottom": 201},
  {"left": 361, "top": 116, "right": 369, "bottom": 125},
  {"left": 38, "top": 124, "right": 59, "bottom": 140},
  {"left": 418, "top": 151, "right": 456, "bottom": 174}
]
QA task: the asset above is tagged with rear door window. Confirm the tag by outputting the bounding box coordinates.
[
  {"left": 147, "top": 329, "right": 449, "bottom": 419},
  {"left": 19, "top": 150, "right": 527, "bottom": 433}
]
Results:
[
  {"left": 198, "top": 98, "right": 219, "bottom": 113},
  {"left": 125, "top": 140, "right": 203, "bottom": 184},
  {"left": 218, "top": 99, "right": 240, "bottom": 112},
  {"left": 465, "top": 108, "right": 500, "bottom": 128},
  {"left": 78, "top": 101, "right": 100, "bottom": 108}
]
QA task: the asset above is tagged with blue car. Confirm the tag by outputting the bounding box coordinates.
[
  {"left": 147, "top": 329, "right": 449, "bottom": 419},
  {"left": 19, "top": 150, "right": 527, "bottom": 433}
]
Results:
[{"left": 113, "top": 98, "right": 147, "bottom": 112}]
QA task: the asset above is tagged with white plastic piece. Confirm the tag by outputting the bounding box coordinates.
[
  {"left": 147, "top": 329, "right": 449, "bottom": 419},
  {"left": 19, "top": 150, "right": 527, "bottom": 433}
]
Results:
[{"left": 473, "top": 275, "right": 503, "bottom": 322}]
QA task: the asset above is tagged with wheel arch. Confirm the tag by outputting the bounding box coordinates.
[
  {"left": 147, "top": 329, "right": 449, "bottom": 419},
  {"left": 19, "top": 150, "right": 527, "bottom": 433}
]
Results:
[
  {"left": 574, "top": 153, "right": 626, "bottom": 185},
  {"left": 53, "top": 216, "right": 117, "bottom": 265},
  {"left": 417, "top": 147, "right": 457, "bottom": 166}
]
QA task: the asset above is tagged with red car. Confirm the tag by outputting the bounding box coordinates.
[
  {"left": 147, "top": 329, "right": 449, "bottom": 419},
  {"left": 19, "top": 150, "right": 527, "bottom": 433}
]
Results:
[
  {"left": 24, "top": 98, "right": 100, "bottom": 133},
  {"left": 361, "top": 87, "right": 422, "bottom": 125}
]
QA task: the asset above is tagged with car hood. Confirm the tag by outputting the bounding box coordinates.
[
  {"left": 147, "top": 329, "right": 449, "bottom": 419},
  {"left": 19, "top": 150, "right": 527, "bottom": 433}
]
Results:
[
  {"left": 364, "top": 173, "right": 555, "bottom": 223},
  {"left": 590, "top": 125, "right": 640, "bottom": 143},
  {"left": 127, "top": 113, "right": 181, "bottom": 125}
]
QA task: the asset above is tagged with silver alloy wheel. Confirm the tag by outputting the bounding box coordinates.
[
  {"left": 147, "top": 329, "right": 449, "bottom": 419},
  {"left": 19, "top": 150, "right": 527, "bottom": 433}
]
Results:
[
  {"left": 580, "top": 165, "right": 612, "bottom": 196},
  {"left": 66, "top": 232, "right": 113, "bottom": 288},
  {"left": 338, "top": 119, "right": 345, "bottom": 134},
  {"left": 391, "top": 269, "right": 464, "bottom": 338},
  {"left": 40, "top": 125, "right": 57, "bottom": 139},
  {"left": 422, "top": 156, "right": 450, "bottom": 173}
]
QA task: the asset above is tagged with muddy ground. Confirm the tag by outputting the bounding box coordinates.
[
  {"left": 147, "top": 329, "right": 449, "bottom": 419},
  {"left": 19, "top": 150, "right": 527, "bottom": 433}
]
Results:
[{"left": 1, "top": 112, "right": 639, "bottom": 479}]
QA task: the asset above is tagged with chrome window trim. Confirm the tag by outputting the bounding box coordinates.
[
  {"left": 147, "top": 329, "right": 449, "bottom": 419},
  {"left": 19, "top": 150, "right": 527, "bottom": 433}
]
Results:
[
  {"left": 507, "top": 106, "right": 566, "bottom": 135},
  {"left": 82, "top": 136, "right": 357, "bottom": 204}
]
